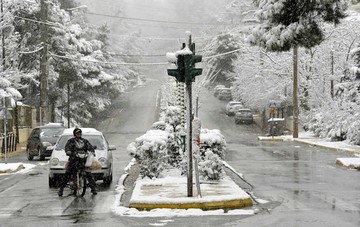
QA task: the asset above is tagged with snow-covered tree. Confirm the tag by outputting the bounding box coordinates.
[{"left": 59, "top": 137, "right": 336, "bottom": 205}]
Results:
[
  {"left": 204, "top": 32, "right": 241, "bottom": 86},
  {"left": 0, "top": 0, "right": 140, "bottom": 126},
  {"left": 249, "top": 0, "right": 347, "bottom": 52}
]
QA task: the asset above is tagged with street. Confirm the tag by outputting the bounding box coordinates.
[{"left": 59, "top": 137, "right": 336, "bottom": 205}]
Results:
[{"left": 0, "top": 65, "right": 359, "bottom": 227}]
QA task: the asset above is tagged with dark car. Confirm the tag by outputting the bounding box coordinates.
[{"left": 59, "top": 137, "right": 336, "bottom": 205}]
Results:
[
  {"left": 234, "top": 109, "right": 254, "bottom": 124},
  {"left": 26, "top": 123, "right": 65, "bottom": 161}
]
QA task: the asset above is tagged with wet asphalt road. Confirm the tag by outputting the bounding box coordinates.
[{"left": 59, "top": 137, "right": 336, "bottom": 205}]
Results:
[{"left": 0, "top": 66, "right": 359, "bottom": 226}]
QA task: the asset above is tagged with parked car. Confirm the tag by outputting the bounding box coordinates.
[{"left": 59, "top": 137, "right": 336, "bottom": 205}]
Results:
[
  {"left": 234, "top": 109, "right": 254, "bottom": 124},
  {"left": 48, "top": 128, "right": 116, "bottom": 187},
  {"left": 217, "top": 88, "right": 232, "bottom": 101},
  {"left": 26, "top": 123, "right": 65, "bottom": 161},
  {"left": 225, "top": 102, "right": 244, "bottom": 116},
  {"left": 213, "top": 85, "right": 226, "bottom": 97}
]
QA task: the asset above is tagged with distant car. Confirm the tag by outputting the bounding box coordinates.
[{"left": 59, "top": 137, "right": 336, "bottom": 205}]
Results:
[
  {"left": 234, "top": 109, "right": 254, "bottom": 124},
  {"left": 26, "top": 123, "right": 65, "bottom": 161},
  {"left": 217, "top": 88, "right": 232, "bottom": 101},
  {"left": 213, "top": 85, "right": 226, "bottom": 97},
  {"left": 48, "top": 128, "right": 116, "bottom": 187},
  {"left": 225, "top": 102, "right": 244, "bottom": 116}
]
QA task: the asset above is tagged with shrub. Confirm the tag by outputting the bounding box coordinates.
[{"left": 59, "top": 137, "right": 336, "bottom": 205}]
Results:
[{"left": 127, "top": 130, "right": 172, "bottom": 179}]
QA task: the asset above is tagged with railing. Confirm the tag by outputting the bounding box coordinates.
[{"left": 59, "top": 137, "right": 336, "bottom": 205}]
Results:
[{"left": 0, "top": 132, "right": 17, "bottom": 153}]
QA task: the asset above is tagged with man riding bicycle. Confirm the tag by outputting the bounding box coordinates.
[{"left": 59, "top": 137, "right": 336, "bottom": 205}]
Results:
[{"left": 58, "top": 128, "right": 98, "bottom": 196}]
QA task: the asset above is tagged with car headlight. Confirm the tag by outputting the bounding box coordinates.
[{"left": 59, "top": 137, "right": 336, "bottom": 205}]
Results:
[
  {"left": 59, "top": 161, "right": 66, "bottom": 167},
  {"left": 42, "top": 141, "right": 52, "bottom": 147},
  {"left": 98, "top": 157, "right": 107, "bottom": 164},
  {"left": 50, "top": 158, "right": 59, "bottom": 166}
]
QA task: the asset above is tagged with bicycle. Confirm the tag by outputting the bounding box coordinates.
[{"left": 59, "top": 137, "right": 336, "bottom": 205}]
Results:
[{"left": 66, "top": 151, "right": 89, "bottom": 197}]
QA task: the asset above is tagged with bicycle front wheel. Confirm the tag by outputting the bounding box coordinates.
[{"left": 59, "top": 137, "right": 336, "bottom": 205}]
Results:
[{"left": 75, "top": 171, "right": 87, "bottom": 197}]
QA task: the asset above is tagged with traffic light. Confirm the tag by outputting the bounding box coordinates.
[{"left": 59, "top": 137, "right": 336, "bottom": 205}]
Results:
[
  {"left": 167, "top": 55, "right": 185, "bottom": 82},
  {"left": 185, "top": 54, "right": 202, "bottom": 82}
]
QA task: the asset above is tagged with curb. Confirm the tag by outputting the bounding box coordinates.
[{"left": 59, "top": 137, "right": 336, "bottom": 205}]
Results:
[
  {"left": 257, "top": 136, "right": 284, "bottom": 142},
  {"left": 294, "top": 138, "right": 360, "bottom": 155},
  {"left": 129, "top": 198, "right": 253, "bottom": 210},
  {"left": 128, "top": 174, "right": 254, "bottom": 211}
]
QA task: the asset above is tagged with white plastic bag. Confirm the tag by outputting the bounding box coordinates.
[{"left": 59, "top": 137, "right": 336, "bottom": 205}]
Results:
[{"left": 85, "top": 153, "right": 95, "bottom": 167}]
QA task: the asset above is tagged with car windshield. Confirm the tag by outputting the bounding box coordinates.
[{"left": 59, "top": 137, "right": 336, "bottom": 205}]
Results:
[
  {"left": 55, "top": 135, "right": 105, "bottom": 150},
  {"left": 41, "top": 128, "right": 65, "bottom": 137}
]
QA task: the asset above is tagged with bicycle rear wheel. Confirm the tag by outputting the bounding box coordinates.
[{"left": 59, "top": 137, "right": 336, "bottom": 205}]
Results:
[{"left": 75, "top": 171, "right": 87, "bottom": 197}]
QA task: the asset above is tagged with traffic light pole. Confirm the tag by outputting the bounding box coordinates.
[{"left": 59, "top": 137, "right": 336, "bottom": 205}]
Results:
[
  {"left": 185, "top": 78, "right": 193, "bottom": 197},
  {"left": 166, "top": 31, "right": 203, "bottom": 197},
  {"left": 185, "top": 33, "right": 193, "bottom": 197}
]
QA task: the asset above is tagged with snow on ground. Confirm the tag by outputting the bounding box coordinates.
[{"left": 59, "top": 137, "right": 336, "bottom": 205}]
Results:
[
  {"left": 336, "top": 158, "right": 360, "bottom": 169},
  {"left": 0, "top": 162, "right": 36, "bottom": 175}
]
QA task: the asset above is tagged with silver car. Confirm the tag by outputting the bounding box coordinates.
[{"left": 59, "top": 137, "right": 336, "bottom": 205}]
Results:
[
  {"left": 217, "top": 88, "right": 232, "bottom": 101},
  {"left": 48, "top": 128, "right": 116, "bottom": 187},
  {"left": 225, "top": 102, "right": 244, "bottom": 116}
]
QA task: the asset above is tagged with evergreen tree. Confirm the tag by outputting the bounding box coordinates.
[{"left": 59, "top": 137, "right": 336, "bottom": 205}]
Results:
[{"left": 249, "top": 0, "right": 347, "bottom": 51}]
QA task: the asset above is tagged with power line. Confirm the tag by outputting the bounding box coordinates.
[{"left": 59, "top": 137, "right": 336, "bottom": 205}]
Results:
[
  {"left": 49, "top": 48, "right": 242, "bottom": 66},
  {"left": 85, "top": 11, "right": 229, "bottom": 26},
  {"left": 13, "top": 15, "right": 215, "bottom": 41}
]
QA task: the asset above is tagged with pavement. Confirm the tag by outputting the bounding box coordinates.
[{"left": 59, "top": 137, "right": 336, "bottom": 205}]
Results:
[
  {"left": 2, "top": 135, "right": 359, "bottom": 211},
  {"left": 0, "top": 141, "right": 27, "bottom": 160}
]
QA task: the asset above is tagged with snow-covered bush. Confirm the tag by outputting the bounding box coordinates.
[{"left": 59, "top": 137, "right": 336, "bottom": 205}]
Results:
[
  {"left": 198, "top": 150, "right": 225, "bottom": 181},
  {"left": 200, "top": 129, "right": 227, "bottom": 159},
  {"left": 181, "top": 129, "right": 227, "bottom": 181},
  {"left": 151, "top": 121, "right": 167, "bottom": 131},
  {"left": 164, "top": 106, "right": 182, "bottom": 132},
  {"left": 127, "top": 130, "right": 172, "bottom": 179}
]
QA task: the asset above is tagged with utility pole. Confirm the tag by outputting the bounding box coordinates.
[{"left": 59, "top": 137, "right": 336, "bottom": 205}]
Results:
[
  {"left": 330, "top": 47, "right": 334, "bottom": 99},
  {"left": 67, "top": 81, "right": 70, "bottom": 128},
  {"left": 1, "top": 0, "right": 5, "bottom": 70},
  {"left": 293, "top": 46, "right": 299, "bottom": 138},
  {"left": 40, "top": 0, "right": 49, "bottom": 125}
]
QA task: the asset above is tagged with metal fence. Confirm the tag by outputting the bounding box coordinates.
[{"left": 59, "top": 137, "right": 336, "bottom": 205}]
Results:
[{"left": 0, "top": 132, "right": 17, "bottom": 153}]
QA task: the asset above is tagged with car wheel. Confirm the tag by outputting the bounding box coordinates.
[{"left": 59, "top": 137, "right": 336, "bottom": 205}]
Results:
[
  {"left": 103, "top": 170, "right": 113, "bottom": 187},
  {"left": 26, "top": 148, "right": 33, "bottom": 161},
  {"left": 49, "top": 177, "right": 56, "bottom": 187},
  {"left": 39, "top": 147, "right": 45, "bottom": 161}
]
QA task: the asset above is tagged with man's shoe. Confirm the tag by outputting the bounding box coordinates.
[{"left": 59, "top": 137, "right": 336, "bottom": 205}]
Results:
[
  {"left": 91, "top": 190, "right": 97, "bottom": 195},
  {"left": 58, "top": 188, "right": 63, "bottom": 197}
]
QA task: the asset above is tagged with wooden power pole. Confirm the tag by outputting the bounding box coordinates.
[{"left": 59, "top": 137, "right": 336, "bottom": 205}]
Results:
[
  {"left": 293, "top": 46, "right": 299, "bottom": 138},
  {"left": 40, "top": 0, "right": 49, "bottom": 125}
]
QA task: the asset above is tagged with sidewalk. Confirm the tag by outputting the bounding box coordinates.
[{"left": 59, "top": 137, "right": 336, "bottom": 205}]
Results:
[
  {"left": 0, "top": 141, "right": 27, "bottom": 160},
  {"left": 258, "top": 132, "right": 360, "bottom": 155}
]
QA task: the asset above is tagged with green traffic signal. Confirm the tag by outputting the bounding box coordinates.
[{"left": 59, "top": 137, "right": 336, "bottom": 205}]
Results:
[
  {"left": 185, "top": 54, "right": 203, "bottom": 82},
  {"left": 167, "top": 55, "right": 185, "bottom": 82},
  {"left": 166, "top": 44, "right": 202, "bottom": 83}
]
